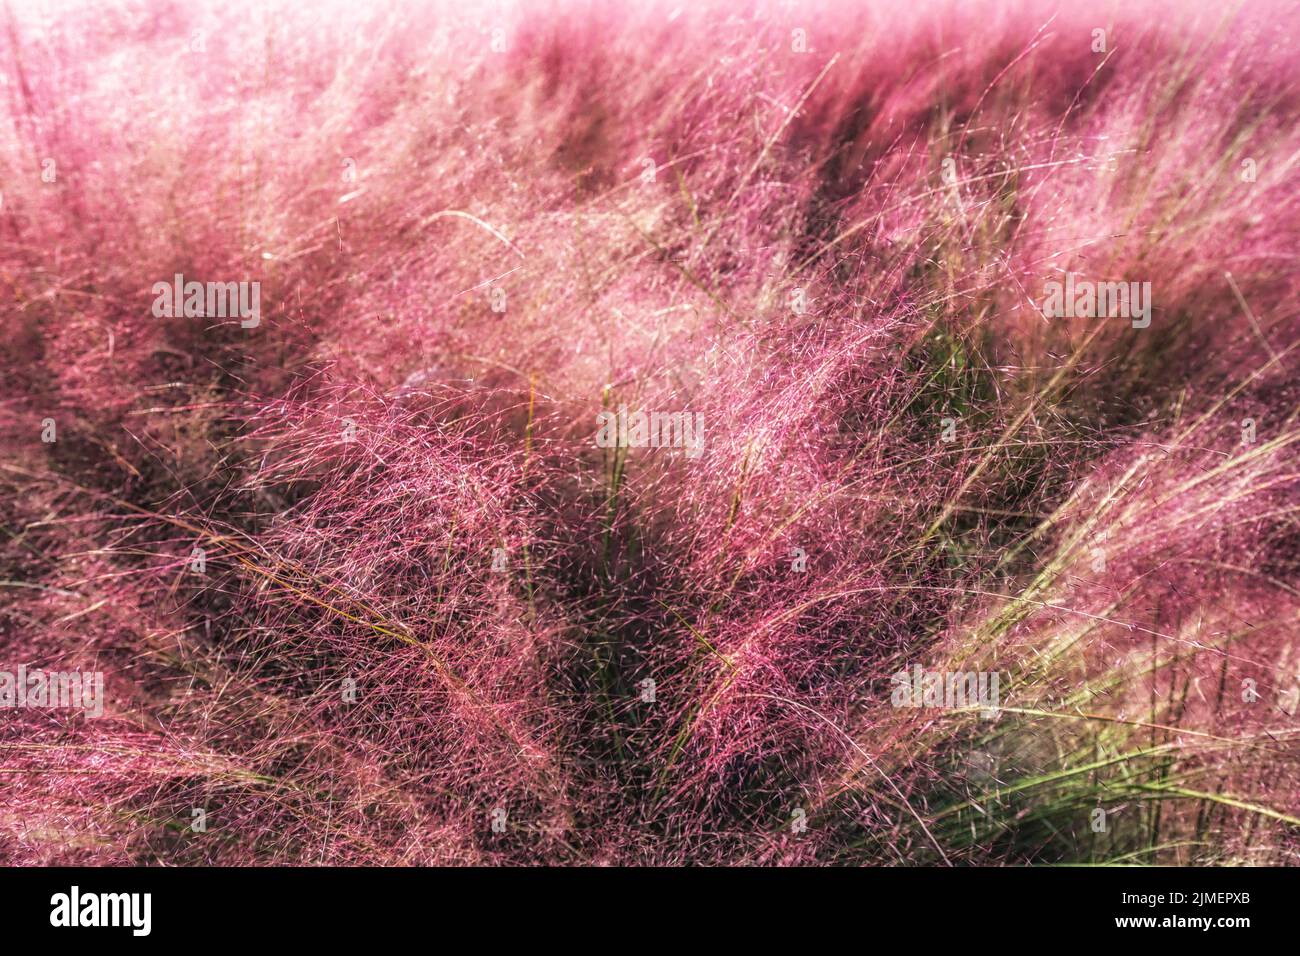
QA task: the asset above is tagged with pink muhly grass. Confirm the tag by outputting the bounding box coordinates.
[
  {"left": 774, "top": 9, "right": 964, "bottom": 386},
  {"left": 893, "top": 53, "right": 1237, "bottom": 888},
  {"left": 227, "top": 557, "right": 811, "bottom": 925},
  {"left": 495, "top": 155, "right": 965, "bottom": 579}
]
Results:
[{"left": 1, "top": 0, "right": 1298, "bottom": 865}]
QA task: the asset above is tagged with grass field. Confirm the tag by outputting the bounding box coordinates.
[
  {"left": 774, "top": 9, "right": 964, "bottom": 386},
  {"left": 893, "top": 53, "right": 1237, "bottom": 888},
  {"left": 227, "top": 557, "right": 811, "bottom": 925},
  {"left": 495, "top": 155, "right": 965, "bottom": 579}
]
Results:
[{"left": 1, "top": 0, "right": 1297, "bottom": 865}]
